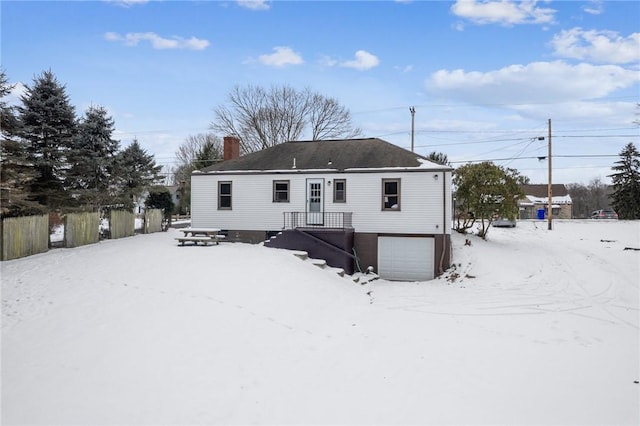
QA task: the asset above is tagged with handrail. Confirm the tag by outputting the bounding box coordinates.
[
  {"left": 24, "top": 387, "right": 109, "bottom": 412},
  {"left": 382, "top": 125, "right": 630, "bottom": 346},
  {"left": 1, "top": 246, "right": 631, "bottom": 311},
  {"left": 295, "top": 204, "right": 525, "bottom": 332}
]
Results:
[
  {"left": 282, "top": 212, "right": 353, "bottom": 230},
  {"left": 294, "top": 228, "right": 356, "bottom": 260}
]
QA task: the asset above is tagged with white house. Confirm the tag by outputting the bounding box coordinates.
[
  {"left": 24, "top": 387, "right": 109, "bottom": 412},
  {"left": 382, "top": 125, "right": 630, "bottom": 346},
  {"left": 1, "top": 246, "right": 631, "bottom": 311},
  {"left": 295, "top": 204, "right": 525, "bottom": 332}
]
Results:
[{"left": 191, "top": 137, "right": 452, "bottom": 281}]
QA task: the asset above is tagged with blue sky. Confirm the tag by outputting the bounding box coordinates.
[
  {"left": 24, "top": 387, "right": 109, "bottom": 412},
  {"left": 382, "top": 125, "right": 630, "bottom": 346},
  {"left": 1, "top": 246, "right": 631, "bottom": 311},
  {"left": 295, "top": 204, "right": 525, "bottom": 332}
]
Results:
[{"left": 2, "top": 0, "right": 639, "bottom": 185}]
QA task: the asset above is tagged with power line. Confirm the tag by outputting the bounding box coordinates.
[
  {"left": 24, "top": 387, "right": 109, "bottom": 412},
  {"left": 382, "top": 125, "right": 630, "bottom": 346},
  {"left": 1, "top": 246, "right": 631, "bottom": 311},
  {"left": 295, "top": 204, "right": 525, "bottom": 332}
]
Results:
[
  {"left": 449, "top": 154, "right": 618, "bottom": 164},
  {"left": 351, "top": 96, "right": 639, "bottom": 115},
  {"left": 556, "top": 135, "right": 639, "bottom": 138}
]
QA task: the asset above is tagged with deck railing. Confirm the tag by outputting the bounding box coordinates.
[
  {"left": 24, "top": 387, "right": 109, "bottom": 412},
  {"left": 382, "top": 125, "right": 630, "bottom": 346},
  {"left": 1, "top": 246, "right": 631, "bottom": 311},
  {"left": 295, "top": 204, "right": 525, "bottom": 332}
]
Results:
[{"left": 283, "top": 212, "right": 353, "bottom": 230}]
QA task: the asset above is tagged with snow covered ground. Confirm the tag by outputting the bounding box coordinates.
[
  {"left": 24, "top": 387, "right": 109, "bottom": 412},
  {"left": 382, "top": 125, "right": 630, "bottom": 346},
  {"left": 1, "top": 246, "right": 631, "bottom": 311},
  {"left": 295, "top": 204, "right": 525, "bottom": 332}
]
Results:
[{"left": 2, "top": 220, "right": 639, "bottom": 425}]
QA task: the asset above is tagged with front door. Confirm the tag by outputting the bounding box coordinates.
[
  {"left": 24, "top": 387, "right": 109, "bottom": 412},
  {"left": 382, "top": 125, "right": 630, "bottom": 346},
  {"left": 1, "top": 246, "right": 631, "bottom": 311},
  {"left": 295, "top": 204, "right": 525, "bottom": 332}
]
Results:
[{"left": 306, "top": 178, "right": 324, "bottom": 225}]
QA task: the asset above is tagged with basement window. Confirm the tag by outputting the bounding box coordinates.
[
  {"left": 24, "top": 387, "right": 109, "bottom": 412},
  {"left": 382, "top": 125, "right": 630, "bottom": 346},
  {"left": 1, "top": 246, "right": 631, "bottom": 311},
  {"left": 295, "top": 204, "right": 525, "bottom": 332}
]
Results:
[
  {"left": 273, "top": 180, "right": 290, "bottom": 202},
  {"left": 218, "top": 181, "right": 232, "bottom": 210},
  {"left": 382, "top": 178, "right": 401, "bottom": 210}
]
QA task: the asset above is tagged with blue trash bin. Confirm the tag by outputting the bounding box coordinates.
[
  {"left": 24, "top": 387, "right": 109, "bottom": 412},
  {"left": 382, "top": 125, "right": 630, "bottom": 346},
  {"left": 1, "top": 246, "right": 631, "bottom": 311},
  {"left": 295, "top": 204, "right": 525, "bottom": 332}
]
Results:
[{"left": 537, "top": 209, "right": 545, "bottom": 220}]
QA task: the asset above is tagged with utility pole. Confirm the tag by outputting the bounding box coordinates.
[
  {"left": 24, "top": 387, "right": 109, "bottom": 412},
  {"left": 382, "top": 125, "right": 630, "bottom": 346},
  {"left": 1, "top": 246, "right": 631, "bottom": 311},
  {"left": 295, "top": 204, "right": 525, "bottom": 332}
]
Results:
[
  {"left": 409, "top": 106, "right": 416, "bottom": 152},
  {"left": 547, "top": 118, "right": 553, "bottom": 231}
]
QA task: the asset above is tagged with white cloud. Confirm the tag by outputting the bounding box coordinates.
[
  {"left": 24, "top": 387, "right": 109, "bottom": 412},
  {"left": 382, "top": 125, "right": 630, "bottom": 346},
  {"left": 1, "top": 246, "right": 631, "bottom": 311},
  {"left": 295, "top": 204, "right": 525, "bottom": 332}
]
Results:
[
  {"left": 582, "top": 0, "right": 604, "bottom": 15},
  {"left": 425, "top": 60, "right": 639, "bottom": 105},
  {"left": 104, "top": 0, "right": 149, "bottom": 7},
  {"left": 450, "top": 0, "right": 556, "bottom": 26},
  {"left": 452, "top": 21, "right": 466, "bottom": 31},
  {"left": 394, "top": 64, "right": 414, "bottom": 73},
  {"left": 237, "top": 0, "right": 270, "bottom": 11},
  {"left": 318, "top": 55, "right": 338, "bottom": 67},
  {"left": 340, "top": 50, "right": 380, "bottom": 71},
  {"left": 104, "top": 32, "right": 210, "bottom": 50},
  {"left": 258, "top": 46, "right": 304, "bottom": 67},
  {"left": 551, "top": 28, "right": 640, "bottom": 65},
  {"left": 104, "top": 32, "right": 121, "bottom": 42},
  {"left": 512, "top": 100, "right": 637, "bottom": 124}
]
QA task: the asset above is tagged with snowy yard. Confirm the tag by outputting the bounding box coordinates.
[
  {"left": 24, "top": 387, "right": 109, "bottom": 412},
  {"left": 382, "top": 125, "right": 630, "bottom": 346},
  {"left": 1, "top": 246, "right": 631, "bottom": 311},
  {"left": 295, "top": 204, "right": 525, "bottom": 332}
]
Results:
[{"left": 2, "top": 220, "right": 639, "bottom": 425}]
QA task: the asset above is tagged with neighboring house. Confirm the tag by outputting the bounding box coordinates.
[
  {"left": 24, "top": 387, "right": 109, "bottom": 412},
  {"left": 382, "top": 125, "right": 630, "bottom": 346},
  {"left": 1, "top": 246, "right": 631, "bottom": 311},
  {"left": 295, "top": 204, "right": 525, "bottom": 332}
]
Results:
[
  {"left": 166, "top": 185, "right": 180, "bottom": 208},
  {"left": 165, "top": 183, "right": 186, "bottom": 212},
  {"left": 191, "top": 136, "right": 453, "bottom": 281},
  {"left": 519, "top": 184, "right": 573, "bottom": 219}
]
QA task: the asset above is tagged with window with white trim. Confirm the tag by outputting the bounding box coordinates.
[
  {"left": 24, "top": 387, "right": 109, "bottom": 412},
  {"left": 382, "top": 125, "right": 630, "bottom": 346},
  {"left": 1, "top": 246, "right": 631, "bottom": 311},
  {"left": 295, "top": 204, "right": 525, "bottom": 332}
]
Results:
[
  {"left": 218, "top": 181, "right": 232, "bottom": 210},
  {"left": 382, "top": 178, "right": 400, "bottom": 210},
  {"left": 273, "top": 180, "right": 290, "bottom": 202},
  {"left": 333, "top": 179, "right": 346, "bottom": 203}
]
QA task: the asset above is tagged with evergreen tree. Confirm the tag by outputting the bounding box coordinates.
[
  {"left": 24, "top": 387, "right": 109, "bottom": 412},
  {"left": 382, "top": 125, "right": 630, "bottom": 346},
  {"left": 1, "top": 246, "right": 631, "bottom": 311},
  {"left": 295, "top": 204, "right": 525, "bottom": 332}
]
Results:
[
  {"left": 145, "top": 186, "right": 175, "bottom": 229},
  {"left": 0, "top": 70, "right": 41, "bottom": 216},
  {"left": 427, "top": 151, "right": 450, "bottom": 166},
  {"left": 608, "top": 142, "right": 640, "bottom": 219},
  {"left": 194, "top": 139, "right": 221, "bottom": 170},
  {"left": 116, "top": 139, "right": 162, "bottom": 207},
  {"left": 67, "top": 105, "right": 121, "bottom": 209},
  {"left": 17, "top": 70, "right": 77, "bottom": 209}
]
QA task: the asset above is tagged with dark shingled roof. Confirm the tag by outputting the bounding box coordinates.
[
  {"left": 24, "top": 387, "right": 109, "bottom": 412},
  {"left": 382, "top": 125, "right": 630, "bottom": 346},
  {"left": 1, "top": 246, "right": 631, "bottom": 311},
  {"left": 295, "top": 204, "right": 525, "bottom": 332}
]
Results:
[
  {"left": 199, "top": 138, "right": 450, "bottom": 173},
  {"left": 521, "top": 184, "right": 569, "bottom": 197}
]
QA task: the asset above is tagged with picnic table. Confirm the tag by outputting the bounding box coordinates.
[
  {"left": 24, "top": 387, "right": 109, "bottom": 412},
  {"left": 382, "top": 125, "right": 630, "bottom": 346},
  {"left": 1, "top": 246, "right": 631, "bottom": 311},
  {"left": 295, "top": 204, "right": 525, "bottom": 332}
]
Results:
[{"left": 175, "top": 228, "right": 225, "bottom": 246}]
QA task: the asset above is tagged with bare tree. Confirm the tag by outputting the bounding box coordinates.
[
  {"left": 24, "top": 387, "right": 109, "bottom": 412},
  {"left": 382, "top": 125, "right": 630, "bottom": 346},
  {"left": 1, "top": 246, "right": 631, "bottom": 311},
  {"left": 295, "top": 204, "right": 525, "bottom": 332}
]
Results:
[
  {"left": 172, "top": 133, "right": 222, "bottom": 185},
  {"left": 308, "top": 93, "right": 361, "bottom": 141},
  {"left": 171, "top": 133, "right": 222, "bottom": 214},
  {"left": 566, "top": 178, "right": 614, "bottom": 218},
  {"left": 566, "top": 183, "right": 590, "bottom": 218},
  {"left": 588, "top": 177, "right": 611, "bottom": 210},
  {"left": 211, "top": 84, "right": 361, "bottom": 153}
]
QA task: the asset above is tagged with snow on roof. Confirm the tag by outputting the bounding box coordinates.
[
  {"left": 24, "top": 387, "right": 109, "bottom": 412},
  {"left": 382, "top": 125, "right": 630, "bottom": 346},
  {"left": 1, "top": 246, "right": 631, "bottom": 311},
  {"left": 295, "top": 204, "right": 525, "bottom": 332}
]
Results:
[{"left": 525, "top": 194, "right": 572, "bottom": 204}]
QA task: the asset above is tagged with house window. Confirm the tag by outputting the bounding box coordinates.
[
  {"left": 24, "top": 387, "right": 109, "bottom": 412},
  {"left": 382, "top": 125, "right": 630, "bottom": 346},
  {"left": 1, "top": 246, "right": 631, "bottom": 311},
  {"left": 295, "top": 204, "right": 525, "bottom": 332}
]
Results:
[
  {"left": 333, "top": 179, "right": 346, "bottom": 203},
  {"left": 382, "top": 179, "right": 401, "bottom": 210},
  {"left": 218, "top": 181, "right": 232, "bottom": 210},
  {"left": 273, "top": 180, "right": 290, "bottom": 202}
]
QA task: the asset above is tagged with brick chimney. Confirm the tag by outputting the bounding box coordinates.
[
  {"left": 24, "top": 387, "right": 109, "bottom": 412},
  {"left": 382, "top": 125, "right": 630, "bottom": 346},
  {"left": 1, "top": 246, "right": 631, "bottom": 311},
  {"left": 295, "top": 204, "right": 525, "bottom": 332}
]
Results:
[{"left": 223, "top": 136, "right": 240, "bottom": 161}]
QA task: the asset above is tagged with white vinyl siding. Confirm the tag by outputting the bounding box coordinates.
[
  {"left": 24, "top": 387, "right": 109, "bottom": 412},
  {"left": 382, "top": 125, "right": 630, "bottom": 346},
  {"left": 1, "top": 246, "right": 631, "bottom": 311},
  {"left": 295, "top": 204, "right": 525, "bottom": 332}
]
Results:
[
  {"left": 191, "top": 171, "right": 451, "bottom": 234},
  {"left": 341, "top": 171, "right": 451, "bottom": 234}
]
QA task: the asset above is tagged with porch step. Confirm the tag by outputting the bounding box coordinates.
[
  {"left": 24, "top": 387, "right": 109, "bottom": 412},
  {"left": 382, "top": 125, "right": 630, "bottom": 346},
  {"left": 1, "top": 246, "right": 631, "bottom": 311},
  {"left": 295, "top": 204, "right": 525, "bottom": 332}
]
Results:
[
  {"left": 310, "top": 258, "right": 327, "bottom": 269},
  {"left": 332, "top": 267, "right": 346, "bottom": 278},
  {"left": 265, "top": 232, "right": 283, "bottom": 244},
  {"left": 292, "top": 250, "right": 308, "bottom": 261},
  {"left": 288, "top": 253, "right": 345, "bottom": 278},
  {"left": 310, "top": 259, "right": 347, "bottom": 278}
]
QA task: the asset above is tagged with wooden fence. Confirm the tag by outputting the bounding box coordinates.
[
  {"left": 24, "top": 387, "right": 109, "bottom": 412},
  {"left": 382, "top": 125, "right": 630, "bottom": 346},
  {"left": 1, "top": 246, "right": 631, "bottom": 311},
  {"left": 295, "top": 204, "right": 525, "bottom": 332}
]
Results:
[
  {"left": 0, "top": 214, "right": 49, "bottom": 261},
  {"left": 143, "top": 209, "right": 163, "bottom": 233},
  {"left": 64, "top": 212, "right": 100, "bottom": 248},
  {"left": 171, "top": 214, "right": 191, "bottom": 222},
  {"left": 1, "top": 209, "right": 167, "bottom": 261},
  {"left": 109, "top": 210, "right": 135, "bottom": 239}
]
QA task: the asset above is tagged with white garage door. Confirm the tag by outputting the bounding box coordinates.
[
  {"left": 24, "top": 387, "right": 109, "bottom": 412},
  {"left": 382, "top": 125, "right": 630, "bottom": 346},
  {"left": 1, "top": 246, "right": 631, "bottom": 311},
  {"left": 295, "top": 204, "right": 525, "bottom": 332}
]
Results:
[{"left": 378, "top": 236, "right": 434, "bottom": 281}]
